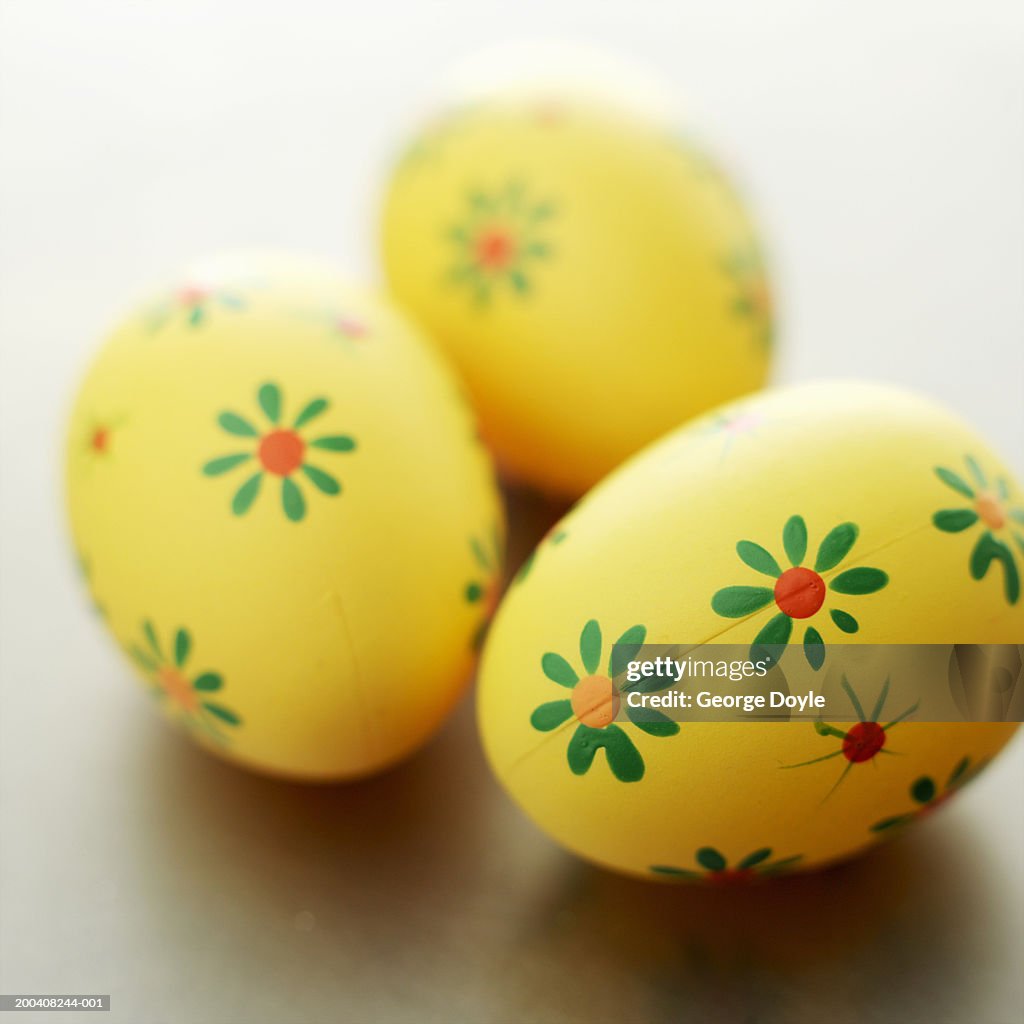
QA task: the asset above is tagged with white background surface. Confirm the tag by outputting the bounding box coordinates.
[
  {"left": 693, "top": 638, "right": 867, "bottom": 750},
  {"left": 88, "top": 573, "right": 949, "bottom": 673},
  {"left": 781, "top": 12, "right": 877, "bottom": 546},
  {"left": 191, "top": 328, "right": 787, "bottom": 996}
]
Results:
[{"left": 1, "top": 2, "right": 1022, "bottom": 1023}]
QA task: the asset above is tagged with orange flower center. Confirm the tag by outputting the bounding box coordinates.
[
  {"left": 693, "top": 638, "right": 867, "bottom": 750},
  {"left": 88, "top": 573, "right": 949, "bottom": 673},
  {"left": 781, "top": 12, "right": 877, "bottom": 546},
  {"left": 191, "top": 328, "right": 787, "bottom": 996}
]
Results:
[
  {"left": 157, "top": 666, "right": 198, "bottom": 712},
  {"left": 91, "top": 426, "right": 110, "bottom": 453},
  {"left": 475, "top": 229, "right": 515, "bottom": 269},
  {"left": 774, "top": 567, "right": 825, "bottom": 619},
  {"left": 259, "top": 429, "right": 305, "bottom": 476},
  {"left": 975, "top": 493, "right": 1006, "bottom": 530},
  {"left": 571, "top": 674, "right": 619, "bottom": 728}
]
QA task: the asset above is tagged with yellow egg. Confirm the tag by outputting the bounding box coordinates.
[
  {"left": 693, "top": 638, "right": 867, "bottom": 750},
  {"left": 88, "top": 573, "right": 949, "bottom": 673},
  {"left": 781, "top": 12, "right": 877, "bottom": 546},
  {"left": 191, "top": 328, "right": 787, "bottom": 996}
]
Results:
[
  {"left": 380, "top": 96, "right": 773, "bottom": 497},
  {"left": 478, "top": 380, "right": 1022, "bottom": 880},
  {"left": 66, "top": 252, "right": 503, "bottom": 781}
]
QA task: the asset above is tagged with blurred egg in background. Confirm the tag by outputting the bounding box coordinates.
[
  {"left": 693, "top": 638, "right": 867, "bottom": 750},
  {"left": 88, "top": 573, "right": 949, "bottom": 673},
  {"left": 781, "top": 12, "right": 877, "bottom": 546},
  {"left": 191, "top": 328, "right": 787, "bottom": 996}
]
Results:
[{"left": 380, "top": 47, "right": 774, "bottom": 497}]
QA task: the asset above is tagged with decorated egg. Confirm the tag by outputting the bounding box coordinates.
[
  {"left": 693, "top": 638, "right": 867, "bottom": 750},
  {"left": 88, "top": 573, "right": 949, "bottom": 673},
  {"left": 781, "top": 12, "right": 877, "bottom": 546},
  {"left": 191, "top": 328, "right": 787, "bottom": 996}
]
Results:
[
  {"left": 380, "top": 95, "right": 773, "bottom": 497},
  {"left": 478, "top": 380, "right": 1022, "bottom": 879},
  {"left": 66, "top": 251, "right": 503, "bottom": 781}
]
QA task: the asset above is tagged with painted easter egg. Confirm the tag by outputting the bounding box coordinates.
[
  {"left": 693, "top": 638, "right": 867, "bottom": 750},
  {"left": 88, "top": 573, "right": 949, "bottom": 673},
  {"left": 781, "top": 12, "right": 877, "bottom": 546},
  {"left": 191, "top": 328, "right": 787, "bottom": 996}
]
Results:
[
  {"left": 380, "top": 95, "right": 773, "bottom": 497},
  {"left": 478, "top": 380, "right": 1022, "bottom": 879},
  {"left": 67, "top": 251, "right": 503, "bottom": 781}
]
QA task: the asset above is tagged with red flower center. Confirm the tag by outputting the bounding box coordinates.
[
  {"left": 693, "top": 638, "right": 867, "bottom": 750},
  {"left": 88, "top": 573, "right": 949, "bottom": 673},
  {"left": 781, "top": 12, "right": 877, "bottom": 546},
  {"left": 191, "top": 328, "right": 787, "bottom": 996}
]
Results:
[
  {"left": 176, "top": 285, "right": 209, "bottom": 307},
  {"left": 337, "top": 315, "right": 366, "bottom": 339},
  {"left": 259, "top": 429, "right": 305, "bottom": 476},
  {"left": 475, "top": 229, "right": 515, "bottom": 269},
  {"left": 774, "top": 567, "right": 825, "bottom": 618},
  {"left": 975, "top": 493, "right": 1006, "bottom": 530},
  {"left": 842, "top": 721, "right": 886, "bottom": 763},
  {"left": 571, "top": 675, "right": 619, "bottom": 728},
  {"left": 708, "top": 868, "right": 755, "bottom": 885},
  {"left": 158, "top": 666, "right": 198, "bottom": 712},
  {"left": 91, "top": 426, "right": 110, "bottom": 453}
]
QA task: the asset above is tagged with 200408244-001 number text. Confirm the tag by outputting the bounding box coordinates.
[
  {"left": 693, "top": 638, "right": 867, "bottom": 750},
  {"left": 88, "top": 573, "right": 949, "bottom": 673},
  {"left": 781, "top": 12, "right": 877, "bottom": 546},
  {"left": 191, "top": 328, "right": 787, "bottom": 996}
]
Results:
[{"left": 1, "top": 995, "right": 110, "bottom": 1011}]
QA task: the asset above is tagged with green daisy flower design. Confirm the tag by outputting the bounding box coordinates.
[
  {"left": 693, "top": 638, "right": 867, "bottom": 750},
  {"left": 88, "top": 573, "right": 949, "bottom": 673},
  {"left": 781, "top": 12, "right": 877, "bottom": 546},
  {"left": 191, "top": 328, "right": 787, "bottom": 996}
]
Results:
[
  {"left": 148, "top": 283, "right": 246, "bottom": 331},
  {"left": 781, "top": 676, "right": 918, "bottom": 797},
  {"left": 447, "top": 180, "right": 555, "bottom": 305},
  {"left": 724, "top": 243, "right": 773, "bottom": 351},
  {"left": 651, "top": 846, "right": 802, "bottom": 883},
  {"left": 711, "top": 515, "right": 890, "bottom": 670},
  {"left": 127, "top": 620, "right": 241, "bottom": 738},
  {"left": 871, "top": 756, "right": 985, "bottom": 832},
  {"left": 530, "top": 619, "right": 679, "bottom": 783},
  {"left": 932, "top": 455, "right": 1024, "bottom": 605},
  {"left": 202, "top": 382, "right": 357, "bottom": 522},
  {"left": 465, "top": 526, "right": 504, "bottom": 650}
]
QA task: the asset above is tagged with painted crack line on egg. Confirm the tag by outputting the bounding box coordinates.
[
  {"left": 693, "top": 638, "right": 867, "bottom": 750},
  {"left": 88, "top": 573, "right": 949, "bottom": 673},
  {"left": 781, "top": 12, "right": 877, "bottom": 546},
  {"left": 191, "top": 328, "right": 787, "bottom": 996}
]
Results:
[{"left": 322, "top": 587, "right": 378, "bottom": 765}]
